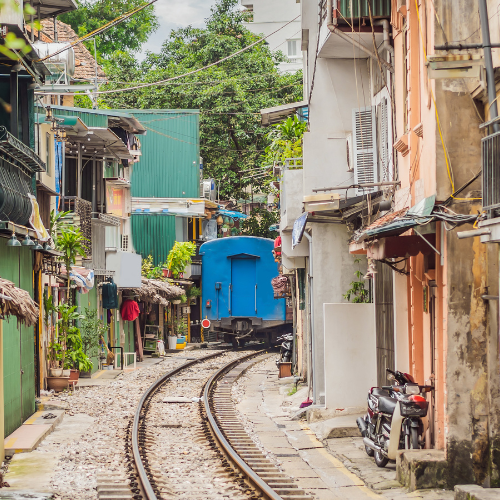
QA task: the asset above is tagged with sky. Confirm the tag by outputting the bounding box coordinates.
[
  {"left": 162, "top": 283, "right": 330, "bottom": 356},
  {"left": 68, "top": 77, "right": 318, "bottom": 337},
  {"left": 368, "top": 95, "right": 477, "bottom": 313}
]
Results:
[{"left": 138, "top": 0, "right": 215, "bottom": 60}]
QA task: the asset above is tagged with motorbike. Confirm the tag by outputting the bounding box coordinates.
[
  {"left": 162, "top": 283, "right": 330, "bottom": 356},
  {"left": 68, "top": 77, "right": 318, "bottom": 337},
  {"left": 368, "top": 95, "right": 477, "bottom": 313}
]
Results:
[
  {"left": 275, "top": 333, "right": 293, "bottom": 366},
  {"left": 356, "top": 368, "right": 433, "bottom": 468}
]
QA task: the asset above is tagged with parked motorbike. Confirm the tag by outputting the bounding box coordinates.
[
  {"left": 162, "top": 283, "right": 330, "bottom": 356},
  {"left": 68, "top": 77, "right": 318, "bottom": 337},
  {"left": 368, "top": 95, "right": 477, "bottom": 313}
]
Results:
[
  {"left": 275, "top": 333, "right": 293, "bottom": 366},
  {"left": 356, "top": 368, "right": 433, "bottom": 468}
]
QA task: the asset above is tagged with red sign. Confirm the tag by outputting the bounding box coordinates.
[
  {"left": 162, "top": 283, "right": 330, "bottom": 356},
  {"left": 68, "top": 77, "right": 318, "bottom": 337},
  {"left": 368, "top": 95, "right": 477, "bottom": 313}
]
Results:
[{"left": 201, "top": 319, "right": 211, "bottom": 329}]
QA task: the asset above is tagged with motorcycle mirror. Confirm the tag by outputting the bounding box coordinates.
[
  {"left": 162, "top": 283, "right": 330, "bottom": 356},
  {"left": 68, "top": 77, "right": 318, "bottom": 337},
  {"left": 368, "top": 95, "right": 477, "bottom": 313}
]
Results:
[{"left": 387, "top": 372, "right": 396, "bottom": 381}]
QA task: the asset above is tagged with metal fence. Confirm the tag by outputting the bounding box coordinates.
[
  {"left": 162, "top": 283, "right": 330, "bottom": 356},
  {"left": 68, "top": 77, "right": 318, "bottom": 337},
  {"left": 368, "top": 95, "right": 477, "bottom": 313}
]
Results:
[{"left": 482, "top": 131, "right": 500, "bottom": 212}]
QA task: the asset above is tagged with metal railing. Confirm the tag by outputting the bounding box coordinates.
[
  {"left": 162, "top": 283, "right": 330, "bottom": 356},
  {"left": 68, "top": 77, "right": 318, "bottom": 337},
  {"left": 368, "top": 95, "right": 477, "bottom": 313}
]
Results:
[{"left": 482, "top": 131, "right": 500, "bottom": 213}]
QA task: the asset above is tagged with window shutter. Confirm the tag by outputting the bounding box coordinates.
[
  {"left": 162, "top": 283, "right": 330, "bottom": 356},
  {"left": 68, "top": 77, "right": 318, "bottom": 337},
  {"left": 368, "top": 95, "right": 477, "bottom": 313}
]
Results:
[{"left": 352, "top": 106, "right": 378, "bottom": 195}]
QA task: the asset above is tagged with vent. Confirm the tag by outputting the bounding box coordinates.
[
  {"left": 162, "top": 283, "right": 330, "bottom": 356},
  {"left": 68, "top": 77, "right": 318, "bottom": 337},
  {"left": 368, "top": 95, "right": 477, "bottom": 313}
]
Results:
[
  {"left": 121, "top": 234, "right": 129, "bottom": 252},
  {"left": 352, "top": 106, "right": 378, "bottom": 195},
  {"left": 482, "top": 132, "right": 500, "bottom": 213},
  {"left": 379, "top": 97, "right": 390, "bottom": 182}
]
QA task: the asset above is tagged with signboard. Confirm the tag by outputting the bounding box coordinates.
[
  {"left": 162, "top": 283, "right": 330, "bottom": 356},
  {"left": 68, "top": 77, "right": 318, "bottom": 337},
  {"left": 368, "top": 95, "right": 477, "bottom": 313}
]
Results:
[
  {"left": 292, "top": 212, "right": 308, "bottom": 249},
  {"left": 201, "top": 319, "right": 211, "bottom": 329},
  {"left": 106, "top": 185, "right": 125, "bottom": 217}
]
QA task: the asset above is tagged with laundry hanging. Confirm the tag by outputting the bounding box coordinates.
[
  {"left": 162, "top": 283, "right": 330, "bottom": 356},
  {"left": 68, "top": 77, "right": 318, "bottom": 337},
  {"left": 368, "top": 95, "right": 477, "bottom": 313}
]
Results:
[
  {"left": 120, "top": 299, "right": 140, "bottom": 321},
  {"left": 102, "top": 279, "right": 118, "bottom": 309}
]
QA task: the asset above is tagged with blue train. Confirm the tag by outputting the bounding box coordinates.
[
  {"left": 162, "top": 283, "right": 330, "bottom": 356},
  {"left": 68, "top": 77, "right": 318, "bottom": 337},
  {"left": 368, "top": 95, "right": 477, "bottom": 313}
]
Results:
[{"left": 200, "top": 236, "right": 289, "bottom": 346}]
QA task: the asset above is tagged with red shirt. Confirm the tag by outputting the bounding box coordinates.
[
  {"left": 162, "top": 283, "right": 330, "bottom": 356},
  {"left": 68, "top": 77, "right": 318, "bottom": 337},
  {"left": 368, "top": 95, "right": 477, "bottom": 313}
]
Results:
[{"left": 120, "top": 300, "right": 140, "bottom": 321}]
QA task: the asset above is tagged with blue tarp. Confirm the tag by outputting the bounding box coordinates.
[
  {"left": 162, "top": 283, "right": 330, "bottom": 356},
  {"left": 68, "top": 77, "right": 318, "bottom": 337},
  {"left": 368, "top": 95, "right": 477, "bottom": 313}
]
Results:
[{"left": 218, "top": 209, "right": 248, "bottom": 219}]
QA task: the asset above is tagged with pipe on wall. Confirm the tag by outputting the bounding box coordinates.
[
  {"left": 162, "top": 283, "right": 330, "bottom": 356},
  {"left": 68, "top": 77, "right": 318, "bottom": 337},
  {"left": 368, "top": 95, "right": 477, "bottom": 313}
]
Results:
[
  {"left": 303, "top": 231, "right": 316, "bottom": 405},
  {"left": 326, "top": 0, "right": 394, "bottom": 74}
]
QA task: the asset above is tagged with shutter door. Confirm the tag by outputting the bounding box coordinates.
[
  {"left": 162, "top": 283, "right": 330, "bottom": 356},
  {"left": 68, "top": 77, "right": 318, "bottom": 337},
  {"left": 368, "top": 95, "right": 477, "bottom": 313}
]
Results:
[{"left": 352, "top": 106, "right": 378, "bottom": 195}]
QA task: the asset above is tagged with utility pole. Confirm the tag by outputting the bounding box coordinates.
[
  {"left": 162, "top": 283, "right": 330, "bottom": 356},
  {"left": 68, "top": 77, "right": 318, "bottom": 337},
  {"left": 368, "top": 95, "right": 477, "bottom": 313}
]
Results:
[{"left": 479, "top": 0, "right": 499, "bottom": 132}]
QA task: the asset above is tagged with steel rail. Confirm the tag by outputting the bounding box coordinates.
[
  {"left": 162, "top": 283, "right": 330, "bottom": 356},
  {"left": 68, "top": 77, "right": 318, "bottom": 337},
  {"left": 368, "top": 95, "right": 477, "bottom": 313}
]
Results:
[
  {"left": 203, "top": 351, "right": 283, "bottom": 500},
  {"left": 132, "top": 351, "right": 226, "bottom": 500}
]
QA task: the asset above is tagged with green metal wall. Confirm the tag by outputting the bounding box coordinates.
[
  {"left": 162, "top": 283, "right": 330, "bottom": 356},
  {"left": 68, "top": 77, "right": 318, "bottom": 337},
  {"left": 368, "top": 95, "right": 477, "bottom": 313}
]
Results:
[
  {"left": 131, "top": 214, "right": 176, "bottom": 266},
  {"left": 0, "top": 240, "right": 35, "bottom": 437},
  {"left": 339, "top": 0, "right": 391, "bottom": 18},
  {"left": 35, "top": 105, "right": 108, "bottom": 128},
  {"left": 127, "top": 110, "right": 200, "bottom": 199}
]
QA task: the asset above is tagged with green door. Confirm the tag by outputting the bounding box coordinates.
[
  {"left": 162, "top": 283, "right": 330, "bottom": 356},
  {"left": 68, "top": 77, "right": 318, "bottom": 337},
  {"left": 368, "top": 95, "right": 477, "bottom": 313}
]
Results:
[{"left": 0, "top": 241, "right": 35, "bottom": 436}]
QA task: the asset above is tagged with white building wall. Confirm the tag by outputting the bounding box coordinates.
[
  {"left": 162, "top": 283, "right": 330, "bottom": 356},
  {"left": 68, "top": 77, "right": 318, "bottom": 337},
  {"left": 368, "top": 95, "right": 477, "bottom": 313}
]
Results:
[{"left": 240, "top": 0, "right": 302, "bottom": 73}]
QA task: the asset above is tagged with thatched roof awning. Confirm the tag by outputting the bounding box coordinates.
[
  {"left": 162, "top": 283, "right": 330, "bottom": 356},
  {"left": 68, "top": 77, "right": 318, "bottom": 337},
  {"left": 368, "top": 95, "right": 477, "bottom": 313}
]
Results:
[
  {"left": 0, "top": 278, "right": 39, "bottom": 326},
  {"left": 123, "top": 278, "right": 184, "bottom": 306}
]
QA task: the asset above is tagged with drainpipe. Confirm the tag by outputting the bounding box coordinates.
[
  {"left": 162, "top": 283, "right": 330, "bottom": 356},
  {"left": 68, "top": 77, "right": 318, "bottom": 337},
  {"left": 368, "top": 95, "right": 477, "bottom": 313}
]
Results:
[
  {"left": 303, "top": 231, "right": 316, "bottom": 404},
  {"left": 326, "top": 0, "right": 394, "bottom": 73},
  {"left": 374, "top": 19, "right": 394, "bottom": 60},
  {"left": 479, "top": 0, "right": 499, "bottom": 133}
]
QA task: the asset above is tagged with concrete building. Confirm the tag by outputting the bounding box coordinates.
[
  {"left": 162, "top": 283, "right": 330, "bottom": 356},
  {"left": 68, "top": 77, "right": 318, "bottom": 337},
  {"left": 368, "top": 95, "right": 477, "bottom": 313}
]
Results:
[
  {"left": 265, "top": 0, "right": 500, "bottom": 491},
  {"left": 240, "top": 0, "right": 302, "bottom": 73}
]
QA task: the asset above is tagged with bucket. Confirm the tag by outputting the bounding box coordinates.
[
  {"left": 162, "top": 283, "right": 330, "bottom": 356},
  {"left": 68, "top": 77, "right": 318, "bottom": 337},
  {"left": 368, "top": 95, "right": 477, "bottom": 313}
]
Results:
[{"left": 168, "top": 336, "right": 177, "bottom": 350}]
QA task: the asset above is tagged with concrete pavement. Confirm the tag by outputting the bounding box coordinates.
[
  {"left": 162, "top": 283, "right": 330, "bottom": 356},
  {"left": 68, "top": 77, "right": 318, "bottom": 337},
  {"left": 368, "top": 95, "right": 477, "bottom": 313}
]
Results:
[{"left": 234, "top": 358, "right": 454, "bottom": 499}]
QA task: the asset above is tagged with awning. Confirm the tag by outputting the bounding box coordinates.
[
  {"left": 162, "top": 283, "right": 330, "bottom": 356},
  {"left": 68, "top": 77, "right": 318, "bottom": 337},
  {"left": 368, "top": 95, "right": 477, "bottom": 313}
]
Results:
[
  {"left": 0, "top": 127, "right": 46, "bottom": 173},
  {"left": 260, "top": 100, "right": 308, "bottom": 126},
  {"left": 36, "top": 180, "right": 59, "bottom": 196},
  {"left": 31, "top": 0, "right": 77, "bottom": 18},
  {"left": 218, "top": 209, "right": 248, "bottom": 219},
  {"left": 89, "top": 127, "right": 133, "bottom": 159},
  {"left": 353, "top": 196, "right": 436, "bottom": 243}
]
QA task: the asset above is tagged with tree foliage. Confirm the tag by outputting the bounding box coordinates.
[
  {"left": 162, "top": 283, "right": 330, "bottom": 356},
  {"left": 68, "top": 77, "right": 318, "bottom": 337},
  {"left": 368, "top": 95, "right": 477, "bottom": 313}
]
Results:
[
  {"left": 59, "top": 0, "right": 158, "bottom": 58},
  {"left": 100, "top": 0, "right": 303, "bottom": 199},
  {"left": 240, "top": 208, "right": 279, "bottom": 239}
]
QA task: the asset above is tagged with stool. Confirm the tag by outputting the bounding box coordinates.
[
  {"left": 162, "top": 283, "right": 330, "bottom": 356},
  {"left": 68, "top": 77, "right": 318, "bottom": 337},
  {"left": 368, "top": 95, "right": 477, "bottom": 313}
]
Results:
[
  {"left": 124, "top": 352, "right": 137, "bottom": 370},
  {"left": 69, "top": 380, "right": 78, "bottom": 392}
]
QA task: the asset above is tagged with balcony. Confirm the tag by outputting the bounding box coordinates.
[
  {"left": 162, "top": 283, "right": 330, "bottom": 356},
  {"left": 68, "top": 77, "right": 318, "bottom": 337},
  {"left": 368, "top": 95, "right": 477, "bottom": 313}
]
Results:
[
  {"left": 482, "top": 131, "right": 500, "bottom": 216},
  {"left": 318, "top": 0, "right": 389, "bottom": 59}
]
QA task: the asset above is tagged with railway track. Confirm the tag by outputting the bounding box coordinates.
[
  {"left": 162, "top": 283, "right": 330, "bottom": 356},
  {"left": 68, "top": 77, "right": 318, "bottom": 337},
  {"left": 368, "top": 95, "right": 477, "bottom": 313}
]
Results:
[{"left": 100, "top": 349, "right": 308, "bottom": 500}]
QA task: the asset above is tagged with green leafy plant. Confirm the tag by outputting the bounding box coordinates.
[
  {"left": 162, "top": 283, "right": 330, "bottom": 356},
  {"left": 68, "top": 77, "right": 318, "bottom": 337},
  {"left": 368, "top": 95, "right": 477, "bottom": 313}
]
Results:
[
  {"left": 141, "top": 254, "right": 166, "bottom": 279},
  {"left": 80, "top": 308, "right": 107, "bottom": 361},
  {"left": 241, "top": 208, "right": 280, "bottom": 239},
  {"left": 56, "top": 302, "right": 85, "bottom": 369},
  {"left": 187, "top": 286, "right": 201, "bottom": 298},
  {"left": 49, "top": 209, "right": 71, "bottom": 242},
  {"left": 180, "top": 294, "right": 187, "bottom": 304},
  {"left": 343, "top": 258, "right": 370, "bottom": 303},
  {"left": 166, "top": 242, "right": 196, "bottom": 279},
  {"left": 55, "top": 225, "right": 88, "bottom": 305},
  {"left": 173, "top": 317, "right": 188, "bottom": 337}
]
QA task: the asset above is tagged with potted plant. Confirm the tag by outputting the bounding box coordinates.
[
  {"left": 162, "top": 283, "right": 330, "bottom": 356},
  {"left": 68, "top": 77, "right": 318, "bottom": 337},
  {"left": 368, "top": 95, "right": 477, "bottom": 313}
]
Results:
[
  {"left": 166, "top": 241, "right": 196, "bottom": 279},
  {"left": 187, "top": 286, "right": 201, "bottom": 305}
]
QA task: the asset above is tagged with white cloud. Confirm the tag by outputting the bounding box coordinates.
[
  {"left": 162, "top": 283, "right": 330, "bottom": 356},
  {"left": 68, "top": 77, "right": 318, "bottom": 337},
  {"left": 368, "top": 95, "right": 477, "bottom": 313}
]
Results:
[{"left": 138, "top": 0, "right": 215, "bottom": 60}]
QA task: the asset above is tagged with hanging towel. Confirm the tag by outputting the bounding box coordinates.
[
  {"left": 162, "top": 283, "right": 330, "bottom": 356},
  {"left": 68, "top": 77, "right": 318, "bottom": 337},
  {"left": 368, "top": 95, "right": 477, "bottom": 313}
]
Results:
[
  {"left": 120, "top": 300, "right": 140, "bottom": 321},
  {"left": 102, "top": 280, "right": 118, "bottom": 309}
]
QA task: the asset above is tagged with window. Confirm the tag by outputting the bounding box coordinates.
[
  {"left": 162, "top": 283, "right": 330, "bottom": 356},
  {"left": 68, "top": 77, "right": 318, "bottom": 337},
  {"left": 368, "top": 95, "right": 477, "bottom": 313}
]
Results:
[
  {"left": 45, "top": 132, "right": 51, "bottom": 175},
  {"left": 287, "top": 40, "right": 297, "bottom": 57}
]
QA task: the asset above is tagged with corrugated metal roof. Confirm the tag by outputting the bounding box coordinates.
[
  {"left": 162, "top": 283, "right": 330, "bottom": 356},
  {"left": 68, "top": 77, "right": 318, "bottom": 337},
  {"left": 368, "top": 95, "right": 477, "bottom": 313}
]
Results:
[
  {"left": 131, "top": 213, "right": 176, "bottom": 266},
  {"left": 36, "top": 105, "right": 108, "bottom": 128},
  {"left": 126, "top": 110, "right": 200, "bottom": 199}
]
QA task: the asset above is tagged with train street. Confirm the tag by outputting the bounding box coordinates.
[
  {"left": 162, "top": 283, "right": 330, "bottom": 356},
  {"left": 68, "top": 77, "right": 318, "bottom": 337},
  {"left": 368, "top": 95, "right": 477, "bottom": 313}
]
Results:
[{"left": 1, "top": 348, "right": 454, "bottom": 500}]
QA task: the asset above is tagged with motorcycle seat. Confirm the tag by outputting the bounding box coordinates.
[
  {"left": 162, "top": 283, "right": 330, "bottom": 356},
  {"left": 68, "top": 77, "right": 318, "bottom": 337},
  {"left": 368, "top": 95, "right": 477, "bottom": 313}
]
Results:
[
  {"left": 378, "top": 396, "right": 398, "bottom": 414},
  {"left": 371, "top": 388, "right": 390, "bottom": 398}
]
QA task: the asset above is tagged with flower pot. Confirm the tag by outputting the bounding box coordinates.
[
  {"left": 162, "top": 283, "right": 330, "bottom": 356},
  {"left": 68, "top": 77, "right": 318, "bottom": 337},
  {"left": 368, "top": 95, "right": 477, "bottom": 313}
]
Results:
[
  {"left": 69, "top": 369, "right": 79, "bottom": 382},
  {"left": 80, "top": 370, "right": 92, "bottom": 379},
  {"left": 172, "top": 300, "right": 181, "bottom": 305},
  {"left": 62, "top": 369, "right": 70, "bottom": 377},
  {"left": 49, "top": 368, "right": 63, "bottom": 377},
  {"left": 168, "top": 336, "right": 177, "bottom": 350},
  {"left": 46, "top": 376, "right": 70, "bottom": 392},
  {"left": 163, "top": 269, "right": 173, "bottom": 278}
]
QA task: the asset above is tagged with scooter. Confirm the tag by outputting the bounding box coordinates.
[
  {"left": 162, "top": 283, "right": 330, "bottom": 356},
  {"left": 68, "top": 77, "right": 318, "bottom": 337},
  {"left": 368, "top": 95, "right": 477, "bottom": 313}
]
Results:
[
  {"left": 356, "top": 368, "right": 433, "bottom": 467},
  {"left": 275, "top": 333, "right": 293, "bottom": 366}
]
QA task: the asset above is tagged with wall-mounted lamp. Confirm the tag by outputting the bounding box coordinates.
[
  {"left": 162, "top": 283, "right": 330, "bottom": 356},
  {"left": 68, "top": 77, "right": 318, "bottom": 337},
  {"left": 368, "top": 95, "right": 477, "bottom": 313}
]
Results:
[
  {"left": 32, "top": 241, "right": 43, "bottom": 251},
  {"left": 7, "top": 233, "right": 20, "bottom": 247},
  {"left": 11, "top": 61, "right": 22, "bottom": 72},
  {"left": 21, "top": 235, "right": 35, "bottom": 247}
]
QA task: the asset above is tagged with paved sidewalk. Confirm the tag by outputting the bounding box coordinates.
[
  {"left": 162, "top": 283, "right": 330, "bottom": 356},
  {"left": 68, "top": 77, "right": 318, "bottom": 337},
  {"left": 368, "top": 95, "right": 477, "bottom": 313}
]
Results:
[{"left": 235, "top": 357, "right": 453, "bottom": 499}]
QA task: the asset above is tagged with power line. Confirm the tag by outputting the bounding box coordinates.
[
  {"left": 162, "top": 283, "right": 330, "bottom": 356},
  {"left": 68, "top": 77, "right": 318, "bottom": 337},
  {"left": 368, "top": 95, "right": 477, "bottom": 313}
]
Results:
[{"left": 94, "top": 15, "right": 300, "bottom": 95}]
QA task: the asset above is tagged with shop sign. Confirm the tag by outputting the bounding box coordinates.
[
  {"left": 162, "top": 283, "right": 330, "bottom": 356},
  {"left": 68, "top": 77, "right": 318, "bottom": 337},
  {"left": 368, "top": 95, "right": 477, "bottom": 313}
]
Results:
[{"left": 106, "top": 185, "right": 124, "bottom": 217}]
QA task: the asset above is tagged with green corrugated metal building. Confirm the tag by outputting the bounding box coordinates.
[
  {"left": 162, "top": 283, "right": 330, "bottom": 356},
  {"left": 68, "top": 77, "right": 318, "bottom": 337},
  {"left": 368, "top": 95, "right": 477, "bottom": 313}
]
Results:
[{"left": 123, "top": 110, "right": 200, "bottom": 265}]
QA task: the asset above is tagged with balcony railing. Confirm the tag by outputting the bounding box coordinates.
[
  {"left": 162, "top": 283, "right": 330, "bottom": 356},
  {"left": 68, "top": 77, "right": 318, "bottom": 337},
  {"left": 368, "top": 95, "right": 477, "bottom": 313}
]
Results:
[
  {"left": 320, "top": 0, "right": 391, "bottom": 25},
  {"left": 482, "top": 132, "right": 500, "bottom": 214}
]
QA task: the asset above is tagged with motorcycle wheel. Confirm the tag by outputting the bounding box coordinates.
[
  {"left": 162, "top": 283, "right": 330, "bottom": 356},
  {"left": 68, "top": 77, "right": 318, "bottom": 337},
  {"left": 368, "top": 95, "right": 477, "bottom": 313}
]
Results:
[
  {"left": 365, "top": 445, "right": 374, "bottom": 457},
  {"left": 410, "top": 427, "right": 419, "bottom": 449},
  {"left": 374, "top": 449, "right": 389, "bottom": 468}
]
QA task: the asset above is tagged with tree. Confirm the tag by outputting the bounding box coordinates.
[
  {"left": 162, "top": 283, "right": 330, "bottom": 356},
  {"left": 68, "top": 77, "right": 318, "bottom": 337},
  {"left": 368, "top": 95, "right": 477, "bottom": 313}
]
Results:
[
  {"left": 241, "top": 208, "right": 279, "bottom": 239},
  {"left": 59, "top": 0, "right": 158, "bottom": 59},
  {"left": 101, "top": 0, "right": 303, "bottom": 199}
]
